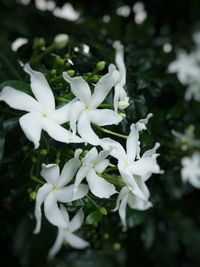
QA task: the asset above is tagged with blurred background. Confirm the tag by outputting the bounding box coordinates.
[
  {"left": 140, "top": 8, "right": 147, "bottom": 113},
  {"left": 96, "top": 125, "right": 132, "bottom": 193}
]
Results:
[{"left": 1, "top": 0, "right": 200, "bottom": 267}]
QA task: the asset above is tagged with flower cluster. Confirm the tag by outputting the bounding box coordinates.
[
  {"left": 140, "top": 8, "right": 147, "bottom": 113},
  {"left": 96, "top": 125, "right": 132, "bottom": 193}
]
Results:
[
  {"left": 0, "top": 41, "right": 162, "bottom": 258},
  {"left": 168, "top": 32, "right": 200, "bottom": 101}
]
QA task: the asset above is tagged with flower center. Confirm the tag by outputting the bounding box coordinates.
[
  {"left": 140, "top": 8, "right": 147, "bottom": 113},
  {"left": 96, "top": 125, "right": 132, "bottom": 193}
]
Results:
[{"left": 42, "top": 111, "right": 49, "bottom": 117}]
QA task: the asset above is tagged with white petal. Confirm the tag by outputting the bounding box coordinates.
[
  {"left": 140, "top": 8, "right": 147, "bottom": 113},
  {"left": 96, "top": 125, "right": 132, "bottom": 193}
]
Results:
[
  {"left": 72, "top": 184, "right": 89, "bottom": 201},
  {"left": 44, "top": 192, "right": 66, "bottom": 228},
  {"left": 69, "top": 209, "right": 84, "bottom": 232},
  {"left": 113, "top": 41, "right": 126, "bottom": 86},
  {"left": 40, "top": 163, "right": 60, "bottom": 185},
  {"left": 74, "top": 166, "right": 91, "bottom": 192},
  {"left": 86, "top": 169, "right": 116, "bottom": 198},
  {"left": 118, "top": 162, "right": 146, "bottom": 200},
  {"left": 57, "top": 158, "right": 81, "bottom": 188},
  {"left": 113, "top": 84, "right": 121, "bottom": 112},
  {"left": 24, "top": 64, "right": 55, "bottom": 112},
  {"left": 63, "top": 72, "right": 91, "bottom": 106},
  {"left": 0, "top": 86, "right": 42, "bottom": 112},
  {"left": 126, "top": 124, "right": 139, "bottom": 162},
  {"left": 91, "top": 64, "right": 120, "bottom": 108},
  {"left": 89, "top": 109, "right": 122, "bottom": 126},
  {"left": 69, "top": 101, "right": 85, "bottom": 134},
  {"left": 95, "top": 159, "right": 109, "bottom": 173},
  {"left": 56, "top": 184, "right": 88, "bottom": 202},
  {"left": 65, "top": 231, "right": 89, "bottom": 249},
  {"left": 142, "top": 142, "right": 160, "bottom": 158},
  {"left": 119, "top": 192, "right": 128, "bottom": 231},
  {"left": 100, "top": 138, "right": 126, "bottom": 161},
  {"left": 82, "top": 147, "right": 98, "bottom": 165},
  {"left": 130, "top": 157, "right": 161, "bottom": 177},
  {"left": 43, "top": 118, "right": 83, "bottom": 143},
  {"left": 135, "top": 113, "right": 153, "bottom": 132},
  {"left": 48, "top": 103, "right": 71, "bottom": 124},
  {"left": 33, "top": 183, "right": 52, "bottom": 234},
  {"left": 48, "top": 228, "right": 65, "bottom": 259},
  {"left": 113, "top": 186, "right": 129, "bottom": 211},
  {"left": 77, "top": 112, "right": 100, "bottom": 145},
  {"left": 127, "top": 193, "right": 152, "bottom": 211},
  {"left": 60, "top": 205, "right": 70, "bottom": 225},
  {"left": 19, "top": 112, "right": 43, "bottom": 149}
]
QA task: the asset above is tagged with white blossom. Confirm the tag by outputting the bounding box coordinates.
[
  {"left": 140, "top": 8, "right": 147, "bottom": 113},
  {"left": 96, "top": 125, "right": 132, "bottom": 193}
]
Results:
[
  {"left": 34, "top": 155, "right": 88, "bottom": 233},
  {"left": 168, "top": 50, "right": 199, "bottom": 85},
  {"left": 74, "top": 148, "right": 116, "bottom": 198},
  {"left": 181, "top": 153, "right": 200, "bottom": 189},
  {"left": 113, "top": 41, "right": 129, "bottom": 111},
  {"left": 63, "top": 64, "right": 122, "bottom": 146},
  {"left": 48, "top": 206, "right": 89, "bottom": 259},
  {"left": 0, "top": 64, "right": 82, "bottom": 148}
]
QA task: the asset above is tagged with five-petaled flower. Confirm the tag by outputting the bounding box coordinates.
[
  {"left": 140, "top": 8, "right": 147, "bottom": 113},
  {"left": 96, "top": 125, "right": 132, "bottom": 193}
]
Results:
[
  {"left": 74, "top": 147, "right": 116, "bottom": 198},
  {"left": 0, "top": 64, "right": 82, "bottom": 148},
  {"left": 34, "top": 155, "right": 88, "bottom": 233},
  {"left": 48, "top": 206, "right": 89, "bottom": 259},
  {"left": 63, "top": 64, "right": 122, "bottom": 146}
]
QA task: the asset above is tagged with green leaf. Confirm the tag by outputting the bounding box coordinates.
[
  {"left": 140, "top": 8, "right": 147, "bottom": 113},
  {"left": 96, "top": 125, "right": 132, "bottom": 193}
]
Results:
[{"left": 85, "top": 210, "right": 103, "bottom": 225}]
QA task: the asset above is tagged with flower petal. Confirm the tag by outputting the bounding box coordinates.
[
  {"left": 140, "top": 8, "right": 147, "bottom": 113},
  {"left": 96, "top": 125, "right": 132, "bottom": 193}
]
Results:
[
  {"left": 118, "top": 192, "right": 128, "bottom": 231},
  {"left": 43, "top": 118, "right": 83, "bottom": 143},
  {"left": 74, "top": 166, "right": 91, "bottom": 193},
  {"left": 113, "top": 41, "right": 126, "bottom": 86},
  {"left": 100, "top": 138, "right": 126, "bottom": 161},
  {"left": 34, "top": 183, "right": 52, "bottom": 234},
  {"left": 0, "top": 86, "right": 42, "bottom": 112},
  {"left": 56, "top": 184, "right": 89, "bottom": 202},
  {"left": 82, "top": 147, "right": 98, "bottom": 165},
  {"left": 44, "top": 192, "right": 66, "bottom": 228},
  {"left": 19, "top": 112, "right": 43, "bottom": 149},
  {"left": 72, "top": 184, "right": 89, "bottom": 201},
  {"left": 95, "top": 159, "right": 109, "bottom": 173},
  {"left": 91, "top": 64, "right": 120, "bottom": 108},
  {"left": 69, "top": 101, "right": 85, "bottom": 134},
  {"left": 65, "top": 231, "right": 89, "bottom": 249},
  {"left": 48, "top": 228, "right": 65, "bottom": 260},
  {"left": 126, "top": 124, "right": 139, "bottom": 162},
  {"left": 63, "top": 72, "right": 91, "bottom": 106},
  {"left": 57, "top": 158, "right": 81, "bottom": 188},
  {"left": 89, "top": 109, "right": 122, "bottom": 126},
  {"left": 69, "top": 209, "right": 84, "bottom": 232},
  {"left": 127, "top": 193, "right": 152, "bottom": 211},
  {"left": 86, "top": 169, "right": 116, "bottom": 198},
  {"left": 77, "top": 112, "right": 100, "bottom": 145},
  {"left": 130, "top": 157, "right": 161, "bottom": 177},
  {"left": 41, "top": 163, "right": 60, "bottom": 185},
  {"left": 48, "top": 103, "right": 71, "bottom": 124},
  {"left": 60, "top": 205, "right": 70, "bottom": 225},
  {"left": 113, "top": 186, "right": 129, "bottom": 211},
  {"left": 24, "top": 64, "right": 55, "bottom": 112}
]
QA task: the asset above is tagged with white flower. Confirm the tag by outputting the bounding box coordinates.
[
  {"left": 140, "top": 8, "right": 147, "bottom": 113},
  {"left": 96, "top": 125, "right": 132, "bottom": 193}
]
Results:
[
  {"left": 74, "top": 148, "right": 116, "bottom": 198},
  {"left": 168, "top": 50, "right": 199, "bottom": 85},
  {"left": 181, "top": 153, "right": 200, "bottom": 188},
  {"left": 101, "top": 114, "right": 162, "bottom": 199},
  {"left": 113, "top": 41, "right": 129, "bottom": 111},
  {"left": 185, "top": 82, "right": 200, "bottom": 101},
  {"left": 113, "top": 184, "right": 152, "bottom": 230},
  {"left": 63, "top": 64, "right": 122, "bottom": 145},
  {"left": 34, "top": 156, "right": 89, "bottom": 233},
  {"left": 48, "top": 206, "right": 89, "bottom": 259},
  {"left": 0, "top": 64, "right": 82, "bottom": 148}
]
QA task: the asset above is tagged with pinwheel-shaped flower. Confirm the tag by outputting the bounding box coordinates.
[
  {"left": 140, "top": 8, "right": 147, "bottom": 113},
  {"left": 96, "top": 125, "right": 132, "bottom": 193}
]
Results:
[
  {"left": 74, "top": 148, "right": 116, "bottom": 198},
  {"left": 34, "top": 156, "right": 88, "bottom": 233},
  {"left": 101, "top": 114, "right": 162, "bottom": 200},
  {"left": 63, "top": 64, "right": 122, "bottom": 145},
  {"left": 0, "top": 64, "right": 82, "bottom": 148},
  {"left": 48, "top": 206, "right": 89, "bottom": 259},
  {"left": 113, "top": 41, "right": 129, "bottom": 111},
  {"left": 181, "top": 153, "right": 200, "bottom": 188}
]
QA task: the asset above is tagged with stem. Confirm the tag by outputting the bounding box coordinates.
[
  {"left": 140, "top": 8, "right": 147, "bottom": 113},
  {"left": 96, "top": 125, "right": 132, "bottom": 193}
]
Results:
[
  {"left": 100, "top": 173, "right": 125, "bottom": 187},
  {"left": 96, "top": 125, "right": 127, "bottom": 139},
  {"left": 29, "top": 44, "right": 56, "bottom": 65},
  {"left": 31, "top": 175, "right": 44, "bottom": 185}
]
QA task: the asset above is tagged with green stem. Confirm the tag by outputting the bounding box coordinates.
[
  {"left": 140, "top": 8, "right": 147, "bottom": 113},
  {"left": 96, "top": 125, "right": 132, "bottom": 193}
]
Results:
[
  {"left": 96, "top": 125, "right": 127, "bottom": 139},
  {"left": 31, "top": 175, "right": 44, "bottom": 185},
  {"left": 100, "top": 173, "right": 125, "bottom": 187},
  {"left": 29, "top": 44, "right": 56, "bottom": 65}
]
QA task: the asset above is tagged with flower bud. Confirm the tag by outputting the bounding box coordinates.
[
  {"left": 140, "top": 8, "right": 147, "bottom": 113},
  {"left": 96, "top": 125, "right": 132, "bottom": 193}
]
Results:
[
  {"left": 90, "top": 75, "right": 99, "bottom": 83},
  {"left": 96, "top": 61, "right": 106, "bottom": 71},
  {"left": 113, "top": 242, "right": 121, "bottom": 251},
  {"left": 54, "top": 34, "right": 69, "bottom": 49},
  {"left": 67, "top": 69, "right": 75, "bottom": 77},
  {"left": 99, "top": 207, "right": 107, "bottom": 215},
  {"left": 119, "top": 112, "right": 126, "bottom": 119},
  {"left": 118, "top": 100, "right": 129, "bottom": 110},
  {"left": 33, "top": 37, "right": 45, "bottom": 49},
  {"left": 40, "top": 149, "right": 48, "bottom": 156}
]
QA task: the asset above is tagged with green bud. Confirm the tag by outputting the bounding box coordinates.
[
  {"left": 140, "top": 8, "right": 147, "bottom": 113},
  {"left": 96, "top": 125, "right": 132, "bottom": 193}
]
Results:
[
  {"left": 67, "top": 69, "right": 75, "bottom": 77},
  {"left": 55, "top": 158, "right": 60, "bottom": 164},
  {"left": 54, "top": 34, "right": 69, "bottom": 49},
  {"left": 96, "top": 61, "right": 106, "bottom": 71},
  {"left": 65, "top": 62, "right": 70, "bottom": 68},
  {"left": 31, "top": 157, "right": 37, "bottom": 163},
  {"left": 29, "top": 191, "right": 36, "bottom": 201},
  {"left": 50, "top": 69, "right": 57, "bottom": 75},
  {"left": 90, "top": 75, "right": 100, "bottom": 83},
  {"left": 55, "top": 56, "right": 65, "bottom": 66},
  {"left": 119, "top": 112, "right": 126, "bottom": 119},
  {"left": 113, "top": 242, "right": 121, "bottom": 251},
  {"left": 40, "top": 149, "right": 48, "bottom": 156},
  {"left": 33, "top": 37, "right": 45, "bottom": 49},
  {"left": 99, "top": 207, "right": 107, "bottom": 215},
  {"left": 103, "top": 233, "right": 110, "bottom": 240}
]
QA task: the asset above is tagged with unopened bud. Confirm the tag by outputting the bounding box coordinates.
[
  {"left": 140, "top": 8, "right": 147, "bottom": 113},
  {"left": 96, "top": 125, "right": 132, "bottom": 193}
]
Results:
[
  {"left": 54, "top": 34, "right": 69, "bottom": 49},
  {"left": 113, "top": 242, "right": 121, "bottom": 251},
  {"left": 118, "top": 100, "right": 129, "bottom": 110},
  {"left": 67, "top": 69, "right": 75, "bottom": 77},
  {"left": 119, "top": 112, "right": 126, "bottom": 119},
  {"left": 99, "top": 207, "right": 107, "bottom": 215},
  {"left": 96, "top": 61, "right": 106, "bottom": 71},
  {"left": 90, "top": 75, "right": 99, "bottom": 83},
  {"left": 40, "top": 149, "right": 48, "bottom": 156},
  {"left": 33, "top": 37, "right": 45, "bottom": 49}
]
